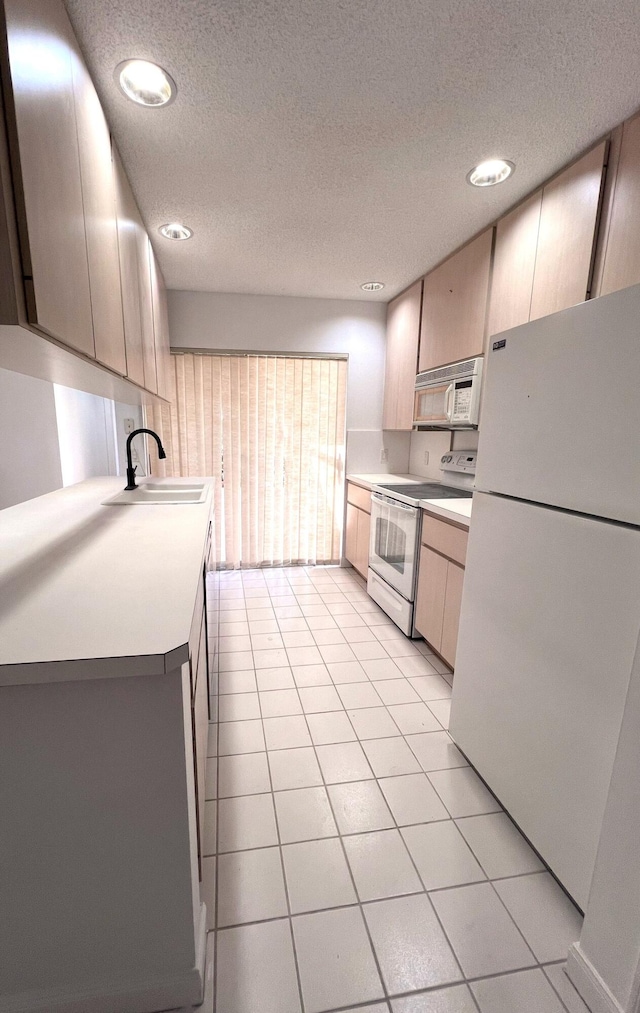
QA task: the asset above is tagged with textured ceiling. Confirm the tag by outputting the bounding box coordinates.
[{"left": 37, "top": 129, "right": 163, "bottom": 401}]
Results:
[{"left": 64, "top": 0, "right": 640, "bottom": 301}]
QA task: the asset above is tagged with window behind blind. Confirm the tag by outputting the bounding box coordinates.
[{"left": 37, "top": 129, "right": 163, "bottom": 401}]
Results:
[{"left": 146, "top": 351, "right": 348, "bottom": 569}]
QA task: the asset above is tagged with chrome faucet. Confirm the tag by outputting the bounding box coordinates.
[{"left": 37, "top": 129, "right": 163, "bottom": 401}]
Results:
[{"left": 125, "top": 429, "right": 167, "bottom": 490}]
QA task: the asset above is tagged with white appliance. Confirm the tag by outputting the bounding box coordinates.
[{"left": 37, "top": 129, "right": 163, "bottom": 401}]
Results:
[
  {"left": 449, "top": 284, "right": 640, "bottom": 911},
  {"left": 414, "top": 357, "right": 483, "bottom": 428},
  {"left": 368, "top": 453, "right": 476, "bottom": 636}
]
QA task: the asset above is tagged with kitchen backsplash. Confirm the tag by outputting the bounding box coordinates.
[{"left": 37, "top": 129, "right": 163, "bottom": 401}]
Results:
[{"left": 346, "top": 429, "right": 410, "bottom": 475}]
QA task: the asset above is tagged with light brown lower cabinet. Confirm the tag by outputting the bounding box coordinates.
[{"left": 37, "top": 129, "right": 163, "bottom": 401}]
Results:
[
  {"left": 345, "top": 500, "right": 371, "bottom": 579},
  {"left": 415, "top": 518, "right": 467, "bottom": 668}
]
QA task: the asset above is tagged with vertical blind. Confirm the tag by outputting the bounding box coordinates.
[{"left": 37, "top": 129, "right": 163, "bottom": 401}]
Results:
[{"left": 146, "top": 351, "right": 348, "bottom": 569}]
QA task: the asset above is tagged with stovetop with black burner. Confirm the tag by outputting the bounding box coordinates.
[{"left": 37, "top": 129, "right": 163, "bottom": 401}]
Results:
[{"left": 376, "top": 482, "right": 473, "bottom": 501}]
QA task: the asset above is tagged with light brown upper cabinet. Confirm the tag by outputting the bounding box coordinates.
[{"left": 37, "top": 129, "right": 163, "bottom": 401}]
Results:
[
  {"left": 487, "top": 143, "right": 607, "bottom": 337},
  {"left": 112, "top": 149, "right": 156, "bottom": 393},
  {"left": 529, "top": 142, "right": 607, "bottom": 320},
  {"left": 137, "top": 229, "right": 157, "bottom": 394},
  {"left": 113, "top": 145, "right": 145, "bottom": 387},
  {"left": 419, "top": 228, "right": 493, "bottom": 372},
  {"left": 70, "top": 46, "right": 126, "bottom": 374},
  {"left": 487, "top": 191, "right": 542, "bottom": 337},
  {"left": 599, "top": 113, "right": 640, "bottom": 296},
  {"left": 0, "top": 0, "right": 168, "bottom": 403},
  {"left": 149, "top": 243, "right": 171, "bottom": 401},
  {"left": 382, "top": 280, "right": 422, "bottom": 430},
  {"left": 1, "top": 0, "right": 94, "bottom": 355}
]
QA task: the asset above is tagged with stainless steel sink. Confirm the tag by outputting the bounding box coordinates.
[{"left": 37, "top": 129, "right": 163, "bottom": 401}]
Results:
[{"left": 103, "top": 482, "right": 208, "bottom": 505}]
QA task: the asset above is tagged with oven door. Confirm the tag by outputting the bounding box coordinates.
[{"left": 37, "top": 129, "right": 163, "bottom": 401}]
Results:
[{"left": 369, "top": 493, "right": 420, "bottom": 601}]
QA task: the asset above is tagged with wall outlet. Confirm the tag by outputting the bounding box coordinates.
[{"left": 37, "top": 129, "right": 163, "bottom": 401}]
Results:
[
  {"left": 123, "top": 417, "right": 135, "bottom": 435},
  {"left": 380, "top": 448, "right": 389, "bottom": 463},
  {"left": 424, "top": 451, "right": 430, "bottom": 465}
]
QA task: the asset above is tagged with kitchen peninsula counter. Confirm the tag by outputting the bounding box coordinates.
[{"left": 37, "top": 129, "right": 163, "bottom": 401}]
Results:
[{"left": 0, "top": 477, "right": 213, "bottom": 684}]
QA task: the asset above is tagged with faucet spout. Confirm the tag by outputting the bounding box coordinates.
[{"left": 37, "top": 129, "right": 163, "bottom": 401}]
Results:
[{"left": 124, "top": 429, "right": 167, "bottom": 491}]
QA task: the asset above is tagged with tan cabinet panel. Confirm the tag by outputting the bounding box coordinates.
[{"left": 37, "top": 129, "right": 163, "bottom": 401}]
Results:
[
  {"left": 149, "top": 244, "right": 170, "bottom": 400},
  {"left": 112, "top": 145, "right": 144, "bottom": 386},
  {"left": 356, "top": 507, "right": 371, "bottom": 579},
  {"left": 138, "top": 225, "right": 157, "bottom": 394},
  {"left": 441, "top": 561, "right": 464, "bottom": 667},
  {"left": 414, "top": 544, "right": 447, "bottom": 651},
  {"left": 346, "top": 482, "right": 372, "bottom": 514},
  {"left": 487, "top": 191, "right": 542, "bottom": 339},
  {"left": 419, "top": 228, "right": 493, "bottom": 372},
  {"left": 71, "top": 50, "right": 126, "bottom": 374},
  {"left": 383, "top": 279, "right": 422, "bottom": 430},
  {"left": 421, "top": 512, "right": 468, "bottom": 566},
  {"left": 530, "top": 143, "right": 606, "bottom": 321},
  {"left": 600, "top": 114, "right": 640, "bottom": 296},
  {"left": 3, "top": 0, "right": 94, "bottom": 355},
  {"left": 345, "top": 502, "right": 359, "bottom": 570}
]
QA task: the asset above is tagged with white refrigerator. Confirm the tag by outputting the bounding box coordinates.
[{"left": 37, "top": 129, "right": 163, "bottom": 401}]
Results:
[{"left": 449, "top": 284, "right": 640, "bottom": 911}]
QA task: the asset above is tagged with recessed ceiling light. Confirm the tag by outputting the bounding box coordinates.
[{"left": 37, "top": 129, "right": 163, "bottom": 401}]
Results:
[
  {"left": 159, "top": 223, "right": 193, "bottom": 241},
  {"left": 115, "top": 59, "right": 176, "bottom": 107},
  {"left": 361, "top": 282, "right": 385, "bottom": 292},
  {"left": 467, "top": 159, "right": 515, "bottom": 187}
]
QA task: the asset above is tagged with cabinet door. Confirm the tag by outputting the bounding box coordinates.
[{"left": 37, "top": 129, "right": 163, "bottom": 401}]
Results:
[
  {"left": 414, "top": 545, "right": 447, "bottom": 651},
  {"left": 355, "top": 507, "right": 371, "bottom": 579},
  {"left": 530, "top": 143, "right": 606, "bottom": 321},
  {"left": 2, "top": 0, "right": 94, "bottom": 355},
  {"left": 345, "top": 503, "right": 359, "bottom": 569},
  {"left": 149, "top": 243, "right": 171, "bottom": 400},
  {"left": 441, "top": 561, "right": 465, "bottom": 667},
  {"left": 112, "top": 145, "right": 144, "bottom": 386},
  {"left": 70, "top": 51, "right": 126, "bottom": 374},
  {"left": 600, "top": 114, "right": 640, "bottom": 296},
  {"left": 487, "top": 191, "right": 542, "bottom": 338},
  {"left": 383, "top": 280, "right": 422, "bottom": 430},
  {"left": 419, "top": 228, "right": 493, "bottom": 372},
  {"left": 137, "top": 224, "right": 157, "bottom": 394}
]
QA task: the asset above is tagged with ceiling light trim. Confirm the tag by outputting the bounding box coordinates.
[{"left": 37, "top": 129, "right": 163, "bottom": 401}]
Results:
[
  {"left": 361, "top": 281, "right": 385, "bottom": 292},
  {"left": 115, "top": 59, "right": 177, "bottom": 107},
  {"left": 466, "top": 159, "right": 515, "bottom": 187},
  {"left": 159, "top": 223, "right": 193, "bottom": 241}
]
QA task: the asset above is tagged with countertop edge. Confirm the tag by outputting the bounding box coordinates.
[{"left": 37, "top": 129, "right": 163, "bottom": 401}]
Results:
[
  {"left": 421, "top": 501, "right": 471, "bottom": 529},
  {"left": 0, "top": 643, "right": 191, "bottom": 687}
]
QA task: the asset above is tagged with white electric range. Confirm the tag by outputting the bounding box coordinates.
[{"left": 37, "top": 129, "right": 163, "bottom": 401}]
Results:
[{"left": 367, "top": 452, "right": 476, "bottom": 635}]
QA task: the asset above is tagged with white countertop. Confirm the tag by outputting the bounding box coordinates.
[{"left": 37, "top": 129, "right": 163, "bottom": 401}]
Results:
[
  {"left": 346, "top": 472, "right": 473, "bottom": 528},
  {"left": 421, "top": 498, "right": 472, "bottom": 528},
  {"left": 346, "top": 473, "right": 425, "bottom": 490},
  {"left": 0, "top": 477, "right": 213, "bottom": 685}
]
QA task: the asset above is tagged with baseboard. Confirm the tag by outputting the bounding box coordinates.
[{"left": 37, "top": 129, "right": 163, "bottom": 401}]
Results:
[
  {"left": 0, "top": 906, "right": 208, "bottom": 1013},
  {"left": 567, "top": 942, "right": 625, "bottom": 1013}
]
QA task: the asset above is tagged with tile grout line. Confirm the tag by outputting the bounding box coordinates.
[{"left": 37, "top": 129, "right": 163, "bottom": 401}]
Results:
[
  {"left": 290, "top": 673, "right": 394, "bottom": 1010},
  {"left": 212, "top": 568, "right": 580, "bottom": 1011},
  {"left": 256, "top": 664, "right": 308, "bottom": 1013}
]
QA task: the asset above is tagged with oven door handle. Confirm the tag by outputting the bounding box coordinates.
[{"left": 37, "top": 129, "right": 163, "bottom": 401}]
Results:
[{"left": 371, "top": 492, "right": 416, "bottom": 512}]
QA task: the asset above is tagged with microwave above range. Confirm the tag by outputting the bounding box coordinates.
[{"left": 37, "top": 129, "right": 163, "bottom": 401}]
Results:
[{"left": 413, "top": 356, "right": 483, "bottom": 429}]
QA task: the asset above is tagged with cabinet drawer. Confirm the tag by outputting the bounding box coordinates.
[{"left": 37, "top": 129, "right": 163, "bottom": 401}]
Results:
[
  {"left": 347, "top": 483, "right": 372, "bottom": 514},
  {"left": 421, "top": 512, "right": 468, "bottom": 566}
]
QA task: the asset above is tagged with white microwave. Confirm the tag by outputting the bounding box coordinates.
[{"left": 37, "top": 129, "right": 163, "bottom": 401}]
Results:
[{"left": 413, "top": 356, "right": 483, "bottom": 429}]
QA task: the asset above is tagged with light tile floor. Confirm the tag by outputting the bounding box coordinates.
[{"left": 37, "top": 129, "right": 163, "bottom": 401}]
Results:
[{"left": 200, "top": 564, "right": 586, "bottom": 1013}]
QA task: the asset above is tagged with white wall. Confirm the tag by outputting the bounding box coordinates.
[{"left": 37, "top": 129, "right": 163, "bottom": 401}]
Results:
[
  {"left": 167, "top": 290, "right": 407, "bottom": 474},
  {"left": 54, "top": 385, "right": 118, "bottom": 487},
  {"left": 0, "top": 368, "right": 63, "bottom": 509},
  {"left": 0, "top": 368, "right": 147, "bottom": 511}
]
